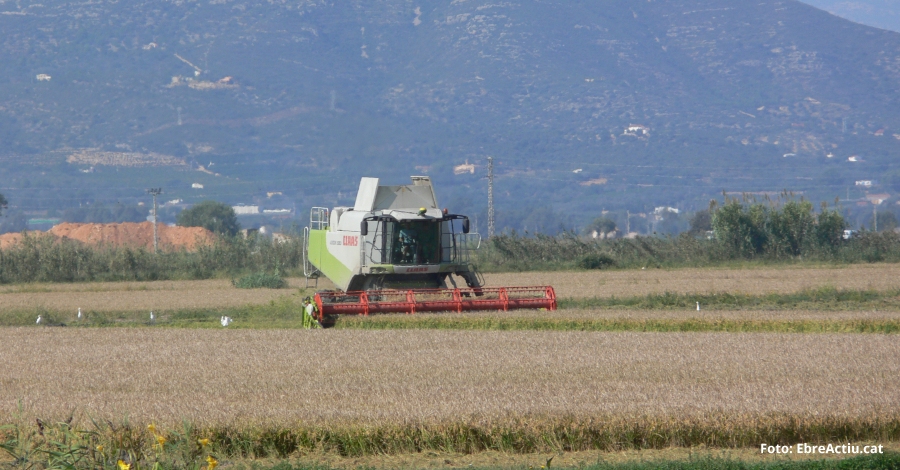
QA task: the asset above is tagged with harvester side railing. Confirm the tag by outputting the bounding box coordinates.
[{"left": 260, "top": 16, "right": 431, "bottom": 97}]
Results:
[{"left": 309, "top": 207, "right": 329, "bottom": 230}]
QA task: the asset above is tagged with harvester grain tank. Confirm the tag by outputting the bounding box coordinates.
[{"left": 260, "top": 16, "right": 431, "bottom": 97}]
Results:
[{"left": 303, "top": 176, "right": 556, "bottom": 320}]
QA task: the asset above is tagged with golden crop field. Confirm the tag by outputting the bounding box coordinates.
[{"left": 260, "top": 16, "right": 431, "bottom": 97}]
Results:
[
  {"left": 1, "top": 328, "right": 897, "bottom": 427},
  {"left": 485, "top": 263, "right": 900, "bottom": 299},
  {"left": 3, "top": 263, "right": 900, "bottom": 313},
  {"left": 0, "top": 278, "right": 328, "bottom": 312}
]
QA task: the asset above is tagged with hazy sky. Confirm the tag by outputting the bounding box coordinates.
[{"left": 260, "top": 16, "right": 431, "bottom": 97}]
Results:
[{"left": 800, "top": 0, "right": 900, "bottom": 33}]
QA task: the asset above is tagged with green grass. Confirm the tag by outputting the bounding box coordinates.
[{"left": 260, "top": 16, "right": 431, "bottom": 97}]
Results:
[
  {"left": 253, "top": 453, "right": 900, "bottom": 469},
  {"left": 3, "top": 287, "right": 900, "bottom": 333},
  {"left": 232, "top": 272, "right": 289, "bottom": 289},
  {"left": 0, "top": 296, "right": 313, "bottom": 329},
  {"left": 330, "top": 316, "right": 900, "bottom": 334},
  {"left": 560, "top": 287, "right": 900, "bottom": 311},
  {"left": 3, "top": 418, "right": 898, "bottom": 464}
]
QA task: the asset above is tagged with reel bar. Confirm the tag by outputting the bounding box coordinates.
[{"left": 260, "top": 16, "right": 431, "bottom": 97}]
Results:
[{"left": 314, "top": 286, "right": 556, "bottom": 319}]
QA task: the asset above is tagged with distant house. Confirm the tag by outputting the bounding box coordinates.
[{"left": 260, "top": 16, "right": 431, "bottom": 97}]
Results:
[
  {"left": 36, "top": 74, "right": 51, "bottom": 81},
  {"left": 623, "top": 124, "right": 650, "bottom": 137},
  {"left": 866, "top": 193, "right": 890, "bottom": 205},
  {"left": 654, "top": 206, "right": 680, "bottom": 215},
  {"left": 191, "top": 183, "right": 204, "bottom": 189},
  {"left": 855, "top": 180, "right": 873, "bottom": 187},
  {"left": 453, "top": 160, "right": 475, "bottom": 175},
  {"left": 266, "top": 191, "right": 282, "bottom": 198},
  {"left": 232, "top": 205, "right": 260, "bottom": 215},
  {"left": 875, "top": 129, "right": 885, "bottom": 136}
]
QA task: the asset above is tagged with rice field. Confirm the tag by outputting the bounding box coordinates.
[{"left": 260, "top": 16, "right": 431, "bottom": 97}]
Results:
[
  {"left": 2, "top": 265, "right": 899, "bottom": 466},
  {"left": 0, "top": 278, "right": 330, "bottom": 312},
  {"left": 3, "top": 263, "right": 900, "bottom": 313},
  {"left": 1, "top": 329, "right": 897, "bottom": 428},
  {"left": 484, "top": 264, "right": 900, "bottom": 299}
]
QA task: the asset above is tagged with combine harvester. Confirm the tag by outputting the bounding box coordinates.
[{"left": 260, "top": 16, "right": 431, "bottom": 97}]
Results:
[{"left": 303, "top": 176, "right": 556, "bottom": 323}]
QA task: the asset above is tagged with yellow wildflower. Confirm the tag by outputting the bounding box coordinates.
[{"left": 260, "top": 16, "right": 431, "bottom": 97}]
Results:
[
  {"left": 198, "top": 438, "right": 210, "bottom": 447},
  {"left": 117, "top": 460, "right": 131, "bottom": 470},
  {"left": 206, "top": 455, "right": 218, "bottom": 470},
  {"left": 95, "top": 445, "right": 103, "bottom": 452},
  {"left": 156, "top": 435, "right": 167, "bottom": 447},
  {"left": 147, "top": 424, "right": 157, "bottom": 434}
]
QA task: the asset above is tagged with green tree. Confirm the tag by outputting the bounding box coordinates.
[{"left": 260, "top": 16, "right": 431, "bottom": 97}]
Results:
[
  {"left": 768, "top": 200, "right": 815, "bottom": 256},
  {"left": 814, "top": 204, "right": 846, "bottom": 250},
  {"left": 0, "top": 192, "right": 6, "bottom": 216},
  {"left": 688, "top": 209, "right": 712, "bottom": 236},
  {"left": 176, "top": 201, "right": 240, "bottom": 236},
  {"left": 585, "top": 216, "right": 617, "bottom": 237},
  {"left": 711, "top": 198, "right": 768, "bottom": 257},
  {"left": 875, "top": 211, "right": 899, "bottom": 232}
]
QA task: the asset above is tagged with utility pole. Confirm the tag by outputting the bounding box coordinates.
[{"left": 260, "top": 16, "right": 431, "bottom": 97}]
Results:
[
  {"left": 147, "top": 188, "right": 162, "bottom": 254},
  {"left": 874, "top": 202, "right": 878, "bottom": 232},
  {"left": 487, "top": 156, "right": 495, "bottom": 239}
]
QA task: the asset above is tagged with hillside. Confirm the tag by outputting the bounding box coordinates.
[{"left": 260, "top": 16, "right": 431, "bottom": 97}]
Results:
[
  {"left": 801, "top": 0, "right": 900, "bottom": 32},
  {"left": 2, "top": 0, "right": 900, "bottom": 231}
]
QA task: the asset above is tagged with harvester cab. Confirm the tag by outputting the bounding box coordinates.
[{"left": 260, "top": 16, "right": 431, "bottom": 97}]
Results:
[{"left": 303, "top": 176, "right": 556, "bottom": 321}]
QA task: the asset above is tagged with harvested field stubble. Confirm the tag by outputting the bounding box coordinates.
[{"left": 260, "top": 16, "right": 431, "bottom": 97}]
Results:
[
  {"left": 333, "top": 310, "right": 900, "bottom": 334},
  {"left": 1, "top": 329, "right": 897, "bottom": 454},
  {"left": 485, "top": 264, "right": 900, "bottom": 299},
  {"left": 3, "top": 264, "right": 900, "bottom": 314},
  {"left": 0, "top": 278, "right": 327, "bottom": 313}
]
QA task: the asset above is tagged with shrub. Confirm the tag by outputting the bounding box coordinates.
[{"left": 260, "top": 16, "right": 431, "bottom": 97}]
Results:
[
  {"left": 579, "top": 253, "right": 616, "bottom": 270},
  {"left": 232, "top": 272, "right": 287, "bottom": 289}
]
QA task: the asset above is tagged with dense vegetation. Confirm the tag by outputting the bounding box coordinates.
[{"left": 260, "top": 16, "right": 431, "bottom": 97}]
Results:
[
  {"left": 0, "top": 197, "right": 899, "bottom": 284},
  {"left": 478, "top": 198, "right": 900, "bottom": 271},
  {"left": 2, "top": 414, "right": 898, "bottom": 468},
  {"left": 176, "top": 200, "right": 240, "bottom": 237},
  {"left": 0, "top": 234, "right": 301, "bottom": 284}
]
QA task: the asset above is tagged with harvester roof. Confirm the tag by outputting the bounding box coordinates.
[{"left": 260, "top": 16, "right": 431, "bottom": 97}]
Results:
[{"left": 353, "top": 176, "right": 443, "bottom": 218}]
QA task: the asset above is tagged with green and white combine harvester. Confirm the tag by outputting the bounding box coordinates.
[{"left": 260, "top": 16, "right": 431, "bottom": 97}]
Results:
[{"left": 303, "top": 176, "right": 557, "bottom": 322}]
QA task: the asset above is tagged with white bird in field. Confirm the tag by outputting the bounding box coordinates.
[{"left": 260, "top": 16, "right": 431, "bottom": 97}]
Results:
[
  {"left": 220, "top": 316, "right": 232, "bottom": 327},
  {"left": 696, "top": 302, "right": 700, "bottom": 311},
  {"left": 150, "top": 311, "right": 155, "bottom": 322},
  {"left": 36, "top": 315, "right": 42, "bottom": 324},
  {"left": 77, "top": 308, "right": 82, "bottom": 319}
]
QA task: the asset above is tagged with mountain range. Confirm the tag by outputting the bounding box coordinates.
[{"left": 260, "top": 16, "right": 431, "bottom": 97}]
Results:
[
  {"left": 800, "top": 0, "right": 900, "bottom": 33},
  {"left": 2, "top": 0, "right": 900, "bottom": 232}
]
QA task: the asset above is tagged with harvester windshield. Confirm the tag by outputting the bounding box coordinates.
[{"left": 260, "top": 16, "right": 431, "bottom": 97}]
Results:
[
  {"left": 362, "top": 216, "right": 463, "bottom": 267},
  {"left": 392, "top": 220, "right": 440, "bottom": 264}
]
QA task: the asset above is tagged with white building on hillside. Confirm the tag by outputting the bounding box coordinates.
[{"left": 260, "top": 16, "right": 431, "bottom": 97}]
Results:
[{"left": 232, "top": 205, "right": 260, "bottom": 215}]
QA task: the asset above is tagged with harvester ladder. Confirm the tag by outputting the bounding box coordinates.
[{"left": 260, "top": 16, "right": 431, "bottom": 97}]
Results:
[
  {"left": 302, "top": 226, "right": 320, "bottom": 289},
  {"left": 304, "top": 206, "right": 330, "bottom": 289}
]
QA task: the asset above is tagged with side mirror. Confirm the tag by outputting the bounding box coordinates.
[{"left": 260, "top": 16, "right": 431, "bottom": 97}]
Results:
[
  {"left": 462, "top": 218, "right": 470, "bottom": 234},
  {"left": 360, "top": 220, "right": 368, "bottom": 236}
]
